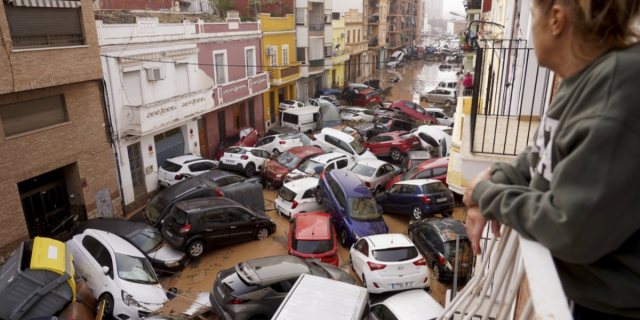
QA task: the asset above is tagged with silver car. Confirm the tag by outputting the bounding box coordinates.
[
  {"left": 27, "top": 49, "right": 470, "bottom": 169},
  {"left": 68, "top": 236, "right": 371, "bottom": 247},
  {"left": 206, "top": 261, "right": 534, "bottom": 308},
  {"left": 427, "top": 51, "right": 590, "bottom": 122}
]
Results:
[
  {"left": 209, "top": 255, "right": 355, "bottom": 320},
  {"left": 422, "top": 88, "right": 457, "bottom": 106},
  {"left": 350, "top": 159, "right": 400, "bottom": 195}
]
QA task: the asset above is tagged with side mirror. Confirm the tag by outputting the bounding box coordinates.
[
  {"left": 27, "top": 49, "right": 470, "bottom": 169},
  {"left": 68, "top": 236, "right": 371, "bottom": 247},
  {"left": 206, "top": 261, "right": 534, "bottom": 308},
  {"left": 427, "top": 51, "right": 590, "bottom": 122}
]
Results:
[
  {"left": 251, "top": 217, "right": 257, "bottom": 221},
  {"left": 102, "top": 266, "right": 110, "bottom": 275}
]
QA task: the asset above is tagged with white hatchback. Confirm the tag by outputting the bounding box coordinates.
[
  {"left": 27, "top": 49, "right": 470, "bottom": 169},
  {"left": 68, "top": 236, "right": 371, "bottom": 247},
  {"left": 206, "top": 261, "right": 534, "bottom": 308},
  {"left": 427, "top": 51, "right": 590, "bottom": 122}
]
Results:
[
  {"left": 288, "top": 152, "right": 354, "bottom": 180},
  {"left": 340, "top": 107, "right": 376, "bottom": 122},
  {"left": 274, "top": 177, "right": 325, "bottom": 221},
  {"left": 311, "top": 128, "right": 377, "bottom": 162},
  {"left": 370, "top": 289, "right": 443, "bottom": 320},
  {"left": 279, "top": 99, "right": 306, "bottom": 113},
  {"left": 349, "top": 234, "right": 430, "bottom": 294},
  {"left": 255, "top": 133, "right": 304, "bottom": 156},
  {"left": 218, "top": 146, "right": 272, "bottom": 177},
  {"left": 158, "top": 155, "right": 218, "bottom": 187},
  {"left": 350, "top": 159, "right": 399, "bottom": 195},
  {"left": 67, "top": 229, "right": 168, "bottom": 320}
]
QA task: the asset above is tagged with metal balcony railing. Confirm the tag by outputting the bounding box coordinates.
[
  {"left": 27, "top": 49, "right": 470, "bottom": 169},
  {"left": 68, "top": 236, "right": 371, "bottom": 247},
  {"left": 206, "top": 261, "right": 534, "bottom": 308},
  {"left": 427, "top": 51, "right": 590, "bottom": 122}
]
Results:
[
  {"left": 12, "top": 33, "right": 84, "bottom": 48},
  {"left": 309, "top": 23, "right": 325, "bottom": 31},
  {"left": 368, "top": 38, "right": 379, "bottom": 47},
  {"left": 309, "top": 58, "right": 324, "bottom": 67}
]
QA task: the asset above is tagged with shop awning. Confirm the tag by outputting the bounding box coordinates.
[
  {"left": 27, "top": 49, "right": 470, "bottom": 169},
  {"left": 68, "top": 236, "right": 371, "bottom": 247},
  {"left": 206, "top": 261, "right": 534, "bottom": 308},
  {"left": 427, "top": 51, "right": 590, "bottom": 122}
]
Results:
[{"left": 4, "top": 0, "right": 81, "bottom": 8}]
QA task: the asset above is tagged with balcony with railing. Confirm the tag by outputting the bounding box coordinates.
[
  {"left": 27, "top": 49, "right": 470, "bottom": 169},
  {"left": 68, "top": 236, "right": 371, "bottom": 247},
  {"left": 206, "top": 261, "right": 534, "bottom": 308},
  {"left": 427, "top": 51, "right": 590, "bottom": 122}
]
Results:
[
  {"left": 265, "top": 62, "right": 302, "bottom": 85},
  {"left": 332, "top": 47, "right": 351, "bottom": 63}
]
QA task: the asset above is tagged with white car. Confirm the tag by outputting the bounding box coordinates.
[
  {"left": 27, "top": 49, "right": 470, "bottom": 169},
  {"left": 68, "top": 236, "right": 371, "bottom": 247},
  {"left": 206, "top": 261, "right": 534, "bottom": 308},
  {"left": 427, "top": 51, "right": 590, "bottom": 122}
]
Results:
[
  {"left": 411, "top": 125, "right": 452, "bottom": 156},
  {"left": 319, "top": 95, "right": 339, "bottom": 106},
  {"left": 432, "top": 125, "right": 453, "bottom": 135},
  {"left": 425, "top": 108, "right": 454, "bottom": 127},
  {"left": 288, "top": 152, "right": 355, "bottom": 179},
  {"left": 255, "top": 133, "right": 304, "bottom": 156},
  {"left": 218, "top": 146, "right": 272, "bottom": 177},
  {"left": 340, "top": 107, "right": 376, "bottom": 122},
  {"left": 274, "top": 178, "right": 324, "bottom": 221},
  {"left": 349, "top": 233, "right": 430, "bottom": 294},
  {"left": 311, "top": 128, "right": 377, "bottom": 162},
  {"left": 350, "top": 159, "right": 399, "bottom": 195},
  {"left": 158, "top": 155, "right": 218, "bottom": 187},
  {"left": 279, "top": 99, "right": 306, "bottom": 113},
  {"left": 308, "top": 98, "right": 334, "bottom": 108},
  {"left": 370, "top": 289, "right": 443, "bottom": 320},
  {"left": 67, "top": 229, "right": 167, "bottom": 319}
]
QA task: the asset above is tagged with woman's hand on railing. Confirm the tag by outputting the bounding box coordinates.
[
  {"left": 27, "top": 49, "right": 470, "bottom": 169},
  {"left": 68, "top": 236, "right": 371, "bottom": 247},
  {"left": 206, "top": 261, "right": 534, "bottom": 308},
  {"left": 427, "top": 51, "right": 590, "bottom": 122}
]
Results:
[{"left": 463, "top": 168, "right": 501, "bottom": 254}]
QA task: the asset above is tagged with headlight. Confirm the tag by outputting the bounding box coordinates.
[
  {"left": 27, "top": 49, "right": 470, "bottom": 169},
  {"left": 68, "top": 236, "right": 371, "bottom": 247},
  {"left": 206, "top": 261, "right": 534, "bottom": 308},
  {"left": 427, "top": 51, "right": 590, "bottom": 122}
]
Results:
[
  {"left": 164, "top": 260, "right": 180, "bottom": 267},
  {"left": 352, "top": 231, "right": 361, "bottom": 240},
  {"left": 276, "top": 174, "right": 283, "bottom": 178},
  {"left": 269, "top": 218, "right": 274, "bottom": 223},
  {"left": 122, "top": 290, "right": 140, "bottom": 307}
]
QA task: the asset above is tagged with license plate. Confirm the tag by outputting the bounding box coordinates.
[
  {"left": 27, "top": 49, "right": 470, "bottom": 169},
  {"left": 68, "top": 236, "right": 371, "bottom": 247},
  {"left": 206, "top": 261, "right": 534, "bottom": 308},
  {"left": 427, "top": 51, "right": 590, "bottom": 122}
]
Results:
[
  {"left": 437, "top": 197, "right": 447, "bottom": 203},
  {"left": 392, "top": 282, "right": 410, "bottom": 289},
  {"left": 225, "top": 159, "right": 235, "bottom": 163},
  {"left": 165, "top": 230, "right": 173, "bottom": 237},
  {"left": 306, "top": 258, "right": 320, "bottom": 262}
]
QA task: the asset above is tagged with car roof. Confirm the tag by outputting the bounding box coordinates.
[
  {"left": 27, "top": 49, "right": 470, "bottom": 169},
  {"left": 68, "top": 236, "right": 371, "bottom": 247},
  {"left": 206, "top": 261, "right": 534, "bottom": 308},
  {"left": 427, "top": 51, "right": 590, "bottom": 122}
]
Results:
[
  {"left": 346, "top": 107, "right": 368, "bottom": 111},
  {"left": 201, "top": 169, "right": 241, "bottom": 181},
  {"left": 394, "top": 179, "right": 440, "bottom": 186},
  {"left": 74, "top": 218, "right": 145, "bottom": 239},
  {"left": 175, "top": 196, "right": 238, "bottom": 213},
  {"left": 417, "top": 157, "right": 449, "bottom": 170},
  {"left": 228, "top": 146, "right": 259, "bottom": 151},
  {"left": 309, "top": 152, "right": 348, "bottom": 164},
  {"left": 165, "top": 154, "right": 204, "bottom": 165},
  {"left": 87, "top": 229, "right": 145, "bottom": 257},
  {"left": 287, "top": 146, "right": 325, "bottom": 157},
  {"left": 359, "top": 89, "right": 376, "bottom": 94},
  {"left": 422, "top": 218, "right": 468, "bottom": 241},
  {"left": 294, "top": 212, "right": 332, "bottom": 241},
  {"left": 328, "top": 169, "right": 371, "bottom": 198},
  {"left": 366, "top": 233, "right": 412, "bottom": 248},
  {"left": 425, "top": 107, "right": 444, "bottom": 112},
  {"left": 320, "top": 128, "right": 355, "bottom": 142},
  {"left": 283, "top": 177, "right": 319, "bottom": 190},
  {"left": 237, "top": 255, "right": 309, "bottom": 286},
  {"left": 266, "top": 126, "right": 300, "bottom": 135},
  {"left": 356, "top": 159, "right": 388, "bottom": 168},
  {"left": 407, "top": 151, "right": 432, "bottom": 159},
  {"left": 282, "top": 106, "right": 320, "bottom": 114},
  {"left": 380, "top": 131, "right": 410, "bottom": 137},
  {"left": 157, "top": 177, "right": 208, "bottom": 205},
  {"left": 378, "top": 289, "right": 443, "bottom": 320}
]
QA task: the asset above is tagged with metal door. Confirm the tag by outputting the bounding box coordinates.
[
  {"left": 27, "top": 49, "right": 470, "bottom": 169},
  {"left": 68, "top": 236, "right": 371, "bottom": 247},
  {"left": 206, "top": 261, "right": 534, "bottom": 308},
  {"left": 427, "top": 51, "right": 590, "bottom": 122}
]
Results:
[
  {"left": 154, "top": 128, "right": 185, "bottom": 168},
  {"left": 94, "top": 187, "right": 113, "bottom": 218},
  {"left": 127, "top": 142, "right": 147, "bottom": 198},
  {"left": 198, "top": 118, "right": 209, "bottom": 158}
]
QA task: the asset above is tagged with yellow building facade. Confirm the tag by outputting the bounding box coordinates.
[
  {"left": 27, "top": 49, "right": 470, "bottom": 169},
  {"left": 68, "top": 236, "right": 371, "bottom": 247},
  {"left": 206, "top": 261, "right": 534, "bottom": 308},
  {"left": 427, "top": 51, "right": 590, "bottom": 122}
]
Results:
[
  {"left": 329, "top": 16, "right": 350, "bottom": 87},
  {"left": 260, "top": 14, "right": 302, "bottom": 128}
]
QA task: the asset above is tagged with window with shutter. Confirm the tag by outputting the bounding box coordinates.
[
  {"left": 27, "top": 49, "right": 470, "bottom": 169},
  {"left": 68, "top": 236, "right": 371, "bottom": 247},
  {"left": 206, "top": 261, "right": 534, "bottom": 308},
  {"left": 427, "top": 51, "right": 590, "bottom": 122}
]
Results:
[
  {"left": 123, "top": 71, "right": 143, "bottom": 106},
  {"left": 0, "top": 94, "right": 68, "bottom": 137},
  {"left": 245, "top": 48, "right": 255, "bottom": 77},
  {"left": 270, "top": 49, "right": 278, "bottom": 67},
  {"left": 282, "top": 46, "right": 289, "bottom": 66},
  {"left": 214, "top": 53, "right": 227, "bottom": 85},
  {"left": 296, "top": 48, "right": 305, "bottom": 62},
  {"left": 4, "top": 5, "right": 84, "bottom": 48},
  {"left": 175, "top": 64, "right": 189, "bottom": 95}
]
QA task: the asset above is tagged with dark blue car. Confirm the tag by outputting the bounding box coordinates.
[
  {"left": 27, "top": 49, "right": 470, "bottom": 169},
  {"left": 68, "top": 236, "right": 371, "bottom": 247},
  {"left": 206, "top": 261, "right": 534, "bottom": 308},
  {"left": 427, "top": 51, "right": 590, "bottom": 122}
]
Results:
[
  {"left": 314, "top": 169, "right": 389, "bottom": 247},
  {"left": 376, "top": 180, "right": 455, "bottom": 219},
  {"left": 315, "top": 88, "right": 341, "bottom": 98}
]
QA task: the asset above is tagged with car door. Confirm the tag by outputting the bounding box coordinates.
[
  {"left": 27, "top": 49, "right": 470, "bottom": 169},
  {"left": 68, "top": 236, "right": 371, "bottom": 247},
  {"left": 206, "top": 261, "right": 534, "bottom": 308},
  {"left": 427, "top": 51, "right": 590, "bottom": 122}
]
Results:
[
  {"left": 202, "top": 208, "right": 230, "bottom": 246},
  {"left": 372, "top": 164, "right": 386, "bottom": 189},
  {"left": 330, "top": 157, "right": 351, "bottom": 171},
  {"left": 365, "top": 136, "right": 385, "bottom": 154},
  {"left": 414, "top": 168, "right": 433, "bottom": 180},
  {"left": 337, "top": 140, "right": 355, "bottom": 159},
  {"left": 382, "top": 184, "right": 401, "bottom": 212},
  {"left": 299, "top": 188, "right": 321, "bottom": 211},
  {"left": 419, "top": 225, "right": 437, "bottom": 264},
  {"left": 255, "top": 136, "right": 275, "bottom": 151},
  {"left": 397, "top": 184, "right": 417, "bottom": 213},
  {"left": 225, "top": 207, "right": 256, "bottom": 243},
  {"left": 326, "top": 176, "right": 348, "bottom": 228},
  {"left": 250, "top": 149, "right": 267, "bottom": 169},
  {"left": 352, "top": 94, "right": 365, "bottom": 106},
  {"left": 323, "top": 135, "right": 339, "bottom": 152},
  {"left": 376, "top": 164, "right": 395, "bottom": 188},
  {"left": 431, "top": 166, "right": 448, "bottom": 184},
  {"left": 78, "top": 235, "right": 112, "bottom": 296},
  {"left": 351, "top": 239, "right": 369, "bottom": 276}
]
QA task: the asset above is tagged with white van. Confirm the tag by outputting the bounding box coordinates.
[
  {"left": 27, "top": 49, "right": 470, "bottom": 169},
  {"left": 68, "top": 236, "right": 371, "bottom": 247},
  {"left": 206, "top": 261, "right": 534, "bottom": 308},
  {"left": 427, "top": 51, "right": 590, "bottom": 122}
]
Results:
[
  {"left": 281, "top": 107, "right": 321, "bottom": 134},
  {"left": 272, "top": 274, "right": 369, "bottom": 320}
]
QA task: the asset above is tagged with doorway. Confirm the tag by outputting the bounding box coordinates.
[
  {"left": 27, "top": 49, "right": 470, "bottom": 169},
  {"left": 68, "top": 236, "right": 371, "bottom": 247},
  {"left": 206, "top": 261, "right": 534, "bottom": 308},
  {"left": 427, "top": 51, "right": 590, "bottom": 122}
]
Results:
[
  {"left": 269, "top": 91, "right": 276, "bottom": 124},
  {"left": 127, "top": 142, "right": 147, "bottom": 199},
  {"left": 332, "top": 70, "right": 336, "bottom": 87},
  {"left": 233, "top": 104, "right": 244, "bottom": 130},
  {"left": 198, "top": 118, "right": 208, "bottom": 158}
]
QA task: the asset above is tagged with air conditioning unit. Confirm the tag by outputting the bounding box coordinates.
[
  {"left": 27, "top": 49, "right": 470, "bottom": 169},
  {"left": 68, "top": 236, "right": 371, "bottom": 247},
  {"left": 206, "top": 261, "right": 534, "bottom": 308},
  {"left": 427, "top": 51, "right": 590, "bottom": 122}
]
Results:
[
  {"left": 267, "top": 46, "right": 277, "bottom": 56},
  {"left": 340, "top": 33, "right": 345, "bottom": 38},
  {"left": 147, "top": 67, "right": 164, "bottom": 81}
]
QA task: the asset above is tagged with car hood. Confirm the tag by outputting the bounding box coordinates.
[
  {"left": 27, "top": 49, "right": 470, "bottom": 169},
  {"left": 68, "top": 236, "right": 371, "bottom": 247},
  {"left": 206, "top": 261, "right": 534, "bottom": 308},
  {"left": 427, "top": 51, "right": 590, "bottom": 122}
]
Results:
[
  {"left": 359, "top": 150, "right": 378, "bottom": 160},
  {"left": 265, "top": 160, "right": 291, "bottom": 174},
  {"left": 351, "top": 218, "right": 389, "bottom": 238},
  {"left": 148, "top": 241, "right": 186, "bottom": 264},
  {"left": 317, "top": 262, "right": 356, "bottom": 285},
  {"left": 120, "top": 282, "right": 167, "bottom": 310}
]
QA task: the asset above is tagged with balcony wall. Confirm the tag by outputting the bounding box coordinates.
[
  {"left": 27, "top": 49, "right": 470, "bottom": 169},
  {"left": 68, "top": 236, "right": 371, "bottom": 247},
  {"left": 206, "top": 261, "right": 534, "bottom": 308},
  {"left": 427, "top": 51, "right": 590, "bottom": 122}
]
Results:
[{"left": 265, "top": 63, "right": 302, "bottom": 85}]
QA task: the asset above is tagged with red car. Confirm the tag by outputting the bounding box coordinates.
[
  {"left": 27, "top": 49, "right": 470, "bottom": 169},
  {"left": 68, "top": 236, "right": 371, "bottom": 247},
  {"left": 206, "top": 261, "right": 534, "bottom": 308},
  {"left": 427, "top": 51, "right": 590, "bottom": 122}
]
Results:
[
  {"left": 215, "top": 127, "right": 260, "bottom": 160},
  {"left": 288, "top": 212, "right": 339, "bottom": 266},
  {"left": 261, "top": 146, "right": 324, "bottom": 187},
  {"left": 385, "top": 157, "right": 449, "bottom": 189},
  {"left": 352, "top": 89, "right": 382, "bottom": 106},
  {"left": 362, "top": 131, "right": 422, "bottom": 162},
  {"left": 390, "top": 100, "right": 439, "bottom": 123}
]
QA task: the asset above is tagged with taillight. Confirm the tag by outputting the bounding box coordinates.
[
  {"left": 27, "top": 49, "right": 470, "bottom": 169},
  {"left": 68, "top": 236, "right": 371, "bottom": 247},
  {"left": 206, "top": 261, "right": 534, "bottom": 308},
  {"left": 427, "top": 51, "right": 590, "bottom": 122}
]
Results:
[
  {"left": 373, "top": 282, "right": 380, "bottom": 288},
  {"left": 216, "top": 189, "right": 224, "bottom": 197},
  {"left": 423, "top": 277, "right": 429, "bottom": 283},
  {"left": 420, "top": 195, "right": 431, "bottom": 204},
  {"left": 320, "top": 172, "right": 325, "bottom": 180},
  {"left": 352, "top": 114, "right": 358, "bottom": 117},
  {"left": 241, "top": 155, "right": 249, "bottom": 160},
  {"left": 365, "top": 182, "right": 371, "bottom": 188},
  {"left": 367, "top": 261, "right": 387, "bottom": 271},
  {"left": 312, "top": 135, "right": 317, "bottom": 141},
  {"left": 291, "top": 200, "right": 299, "bottom": 209},
  {"left": 375, "top": 112, "right": 379, "bottom": 115},
  {"left": 386, "top": 121, "right": 392, "bottom": 127},
  {"left": 289, "top": 106, "right": 294, "bottom": 108},
  {"left": 278, "top": 141, "right": 286, "bottom": 145},
  {"left": 228, "top": 297, "right": 251, "bottom": 304},
  {"left": 414, "top": 257, "right": 427, "bottom": 266},
  {"left": 438, "top": 255, "right": 445, "bottom": 264},
  {"left": 298, "top": 126, "right": 301, "bottom": 131},
  {"left": 179, "top": 224, "right": 191, "bottom": 234},
  {"left": 175, "top": 174, "right": 184, "bottom": 180},
  {"left": 408, "top": 160, "right": 412, "bottom": 167}
]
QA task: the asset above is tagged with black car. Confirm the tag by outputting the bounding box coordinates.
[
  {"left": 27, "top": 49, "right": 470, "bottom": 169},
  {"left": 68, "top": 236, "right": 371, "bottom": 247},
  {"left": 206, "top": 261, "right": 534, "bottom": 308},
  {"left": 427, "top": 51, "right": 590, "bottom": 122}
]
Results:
[
  {"left": 400, "top": 151, "right": 433, "bottom": 173},
  {"left": 371, "top": 117, "right": 416, "bottom": 137},
  {"left": 353, "top": 122, "right": 375, "bottom": 142},
  {"left": 70, "top": 218, "right": 189, "bottom": 274},
  {"left": 264, "top": 127, "right": 311, "bottom": 146},
  {"left": 408, "top": 218, "right": 473, "bottom": 282},
  {"left": 144, "top": 170, "right": 265, "bottom": 229},
  {"left": 373, "top": 108, "right": 411, "bottom": 122},
  {"left": 162, "top": 197, "right": 276, "bottom": 258},
  {"left": 340, "top": 83, "right": 372, "bottom": 104}
]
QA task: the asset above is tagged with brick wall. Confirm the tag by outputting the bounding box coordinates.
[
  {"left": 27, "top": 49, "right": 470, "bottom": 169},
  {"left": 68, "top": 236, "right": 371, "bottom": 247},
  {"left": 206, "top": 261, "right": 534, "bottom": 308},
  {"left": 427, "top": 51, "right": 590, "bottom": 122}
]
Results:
[{"left": 94, "top": 9, "right": 223, "bottom": 24}]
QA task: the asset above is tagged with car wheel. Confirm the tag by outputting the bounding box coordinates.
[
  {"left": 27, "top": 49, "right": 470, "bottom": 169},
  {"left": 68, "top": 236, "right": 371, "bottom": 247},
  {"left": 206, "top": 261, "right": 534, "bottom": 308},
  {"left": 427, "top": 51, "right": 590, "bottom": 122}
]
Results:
[
  {"left": 444, "top": 211, "right": 453, "bottom": 217},
  {"left": 421, "top": 97, "right": 427, "bottom": 102},
  {"left": 339, "top": 229, "right": 349, "bottom": 248},
  {"left": 272, "top": 148, "right": 281, "bottom": 156},
  {"left": 314, "top": 188, "right": 323, "bottom": 204},
  {"left": 97, "top": 293, "right": 114, "bottom": 318},
  {"left": 256, "top": 227, "right": 269, "bottom": 240},
  {"left": 245, "top": 163, "right": 255, "bottom": 177},
  {"left": 187, "top": 240, "right": 205, "bottom": 259},
  {"left": 390, "top": 148, "right": 402, "bottom": 161},
  {"left": 412, "top": 206, "right": 424, "bottom": 220},
  {"left": 433, "top": 262, "right": 441, "bottom": 282},
  {"left": 445, "top": 100, "right": 452, "bottom": 107}
]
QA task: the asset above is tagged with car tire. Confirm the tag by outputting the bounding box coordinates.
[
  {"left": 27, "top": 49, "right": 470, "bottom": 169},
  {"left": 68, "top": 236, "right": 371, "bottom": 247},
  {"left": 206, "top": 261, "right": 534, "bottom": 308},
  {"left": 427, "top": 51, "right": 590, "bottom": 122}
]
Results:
[
  {"left": 314, "top": 188, "right": 323, "bottom": 204},
  {"left": 97, "top": 293, "right": 114, "bottom": 318},
  {"left": 445, "top": 100, "right": 452, "bottom": 107},
  {"left": 433, "top": 262, "right": 441, "bottom": 282},
  {"left": 272, "top": 149, "right": 281, "bottom": 157},
  {"left": 412, "top": 206, "right": 424, "bottom": 220},
  {"left": 390, "top": 148, "right": 402, "bottom": 162},
  {"left": 245, "top": 163, "right": 256, "bottom": 177},
  {"left": 421, "top": 97, "right": 427, "bottom": 102},
  {"left": 444, "top": 211, "right": 453, "bottom": 217},
  {"left": 339, "top": 229, "right": 349, "bottom": 248},
  {"left": 256, "top": 227, "right": 269, "bottom": 240},
  {"left": 187, "top": 240, "right": 206, "bottom": 259}
]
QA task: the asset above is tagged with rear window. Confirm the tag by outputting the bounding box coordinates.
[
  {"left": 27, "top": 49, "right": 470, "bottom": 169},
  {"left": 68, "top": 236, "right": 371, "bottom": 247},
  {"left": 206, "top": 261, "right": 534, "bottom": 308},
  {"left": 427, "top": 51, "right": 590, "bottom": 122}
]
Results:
[
  {"left": 446, "top": 239, "right": 471, "bottom": 257},
  {"left": 282, "top": 100, "right": 296, "bottom": 105},
  {"left": 226, "top": 147, "right": 247, "bottom": 154},
  {"left": 169, "top": 206, "right": 188, "bottom": 225},
  {"left": 161, "top": 161, "right": 182, "bottom": 172},
  {"left": 291, "top": 220, "right": 335, "bottom": 254},
  {"left": 351, "top": 164, "right": 376, "bottom": 177},
  {"left": 378, "top": 118, "right": 391, "bottom": 124},
  {"left": 280, "top": 134, "right": 298, "bottom": 140},
  {"left": 372, "top": 247, "right": 419, "bottom": 262},
  {"left": 365, "top": 91, "right": 378, "bottom": 98},
  {"left": 422, "top": 182, "right": 449, "bottom": 193},
  {"left": 278, "top": 187, "right": 297, "bottom": 202},
  {"left": 222, "top": 271, "right": 261, "bottom": 296}
]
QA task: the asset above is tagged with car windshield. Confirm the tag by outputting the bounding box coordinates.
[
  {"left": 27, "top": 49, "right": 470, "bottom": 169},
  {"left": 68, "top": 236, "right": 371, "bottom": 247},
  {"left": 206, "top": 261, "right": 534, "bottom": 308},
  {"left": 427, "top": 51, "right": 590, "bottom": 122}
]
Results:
[
  {"left": 372, "top": 247, "right": 419, "bottom": 262},
  {"left": 349, "top": 140, "right": 367, "bottom": 155},
  {"left": 320, "top": 105, "right": 341, "bottom": 121},
  {"left": 351, "top": 164, "right": 376, "bottom": 177},
  {"left": 115, "top": 253, "right": 159, "bottom": 284},
  {"left": 442, "top": 110, "right": 454, "bottom": 117},
  {"left": 145, "top": 196, "right": 166, "bottom": 224},
  {"left": 294, "top": 133, "right": 311, "bottom": 146},
  {"left": 446, "top": 239, "right": 471, "bottom": 257},
  {"left": 388, "top": 56, "right": 397, "bottom": 62},
  {"left": 278, "top": 187, "right": 297, "bottom": 202},
  {"left": 423, "top": 182, "right": 449, "bottom": 193},
  {"left": 130, "top": 226, "right": 164, "bottom": 253},
  {"left": 276, "top": 152, "right": 302, "bottom": 170},
  {"left": 280, "top": 134, "right": 298, "bottom": 140},
  {"left": 402, "top": 166, "right": 420, "bottom": 181},
  {"left": 220, "top": 134, "right": 240, "bottom": 150},
  {"left": 169, "top": 206, "right": 188, "bottom": 225},
  {"left": 226, "top": 147, "right": 247, "bottom": 154},
  {"left": 297, "top": 158, "right": 324, "bottom": 174},
  {"left": 348, "top": 198, "right": 382, "bottom": 221}
]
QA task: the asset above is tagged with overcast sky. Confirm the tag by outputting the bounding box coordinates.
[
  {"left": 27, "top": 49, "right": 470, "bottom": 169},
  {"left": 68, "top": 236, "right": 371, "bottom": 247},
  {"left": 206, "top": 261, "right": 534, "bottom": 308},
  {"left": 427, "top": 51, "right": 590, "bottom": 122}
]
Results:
[{"left": 442, "top": 0, "right": 466, "bottom": 20}]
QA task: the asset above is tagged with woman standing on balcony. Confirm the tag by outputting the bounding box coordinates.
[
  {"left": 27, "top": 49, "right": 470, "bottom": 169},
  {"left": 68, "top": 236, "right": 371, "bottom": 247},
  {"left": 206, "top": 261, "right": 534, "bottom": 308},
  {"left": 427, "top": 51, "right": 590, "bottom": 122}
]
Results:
[{"left": 462, "top": 0, "right": 640, "bottom": 319}]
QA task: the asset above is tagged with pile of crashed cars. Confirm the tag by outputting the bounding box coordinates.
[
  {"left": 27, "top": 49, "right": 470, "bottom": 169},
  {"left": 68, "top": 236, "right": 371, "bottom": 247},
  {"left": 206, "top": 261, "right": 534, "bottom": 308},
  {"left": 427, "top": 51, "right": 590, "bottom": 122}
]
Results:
[{"left": 1, "top": 81, "right": 472, "bottom": 320}]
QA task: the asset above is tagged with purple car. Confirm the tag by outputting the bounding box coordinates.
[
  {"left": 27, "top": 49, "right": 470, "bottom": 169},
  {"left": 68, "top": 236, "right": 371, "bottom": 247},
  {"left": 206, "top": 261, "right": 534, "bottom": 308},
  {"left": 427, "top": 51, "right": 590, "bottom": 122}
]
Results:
[{"left": 314, "top": 169, "right": 389, "bottom": 247}]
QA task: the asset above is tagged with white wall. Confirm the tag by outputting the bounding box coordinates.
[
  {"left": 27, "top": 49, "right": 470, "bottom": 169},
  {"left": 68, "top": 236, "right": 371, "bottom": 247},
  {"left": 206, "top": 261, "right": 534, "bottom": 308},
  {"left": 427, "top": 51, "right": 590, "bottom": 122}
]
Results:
[
  {"left": 297, "top": 26, "right": 309, "bottom": 47},
  {"left": 333, "top": 0, "right": 362, "bottom": 14}
]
